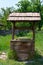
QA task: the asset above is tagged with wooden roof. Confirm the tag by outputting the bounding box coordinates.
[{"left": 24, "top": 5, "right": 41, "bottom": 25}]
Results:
[{"left": 7, "top": 12, "right": 41, "bottom": 22}]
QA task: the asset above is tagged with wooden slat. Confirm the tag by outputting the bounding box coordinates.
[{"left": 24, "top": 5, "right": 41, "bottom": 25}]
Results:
[
  {"left": 12, "top": 22, "right": 15, "bottom": 39},
  {"left": 8, "top": 16, "right": 41, "bottom": 21},
  {"left": 9, "top": 13, "right": 40, "bottom": 17},
  {"left": 15, "top": 27, "right": 33, "bottom": 30}
]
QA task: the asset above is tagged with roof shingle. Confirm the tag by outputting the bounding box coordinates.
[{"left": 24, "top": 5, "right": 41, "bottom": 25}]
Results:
[{"left": 7, "top": 12, "right": 41, "bottom": 22}]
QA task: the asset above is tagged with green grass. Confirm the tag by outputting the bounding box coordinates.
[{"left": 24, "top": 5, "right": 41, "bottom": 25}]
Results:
[
  {"left": 0, "top": 34, "right": 11, "bottom": 52},
  {"left": 0, "top": 59, "right": 43, "bottom": 65},
  {"left": 0, "top": 60, "right": 25, "bottom": 65},
  {"left": 0, "top": 31, "right": 43, "bottom": 65},
  {"left": 35, "top": 31, "right": 43, "bottom": 56}
]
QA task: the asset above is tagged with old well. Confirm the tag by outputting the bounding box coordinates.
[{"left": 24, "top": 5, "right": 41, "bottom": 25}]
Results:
[{"left": 7, "top": 12, "right": 41, "bottom": 61}]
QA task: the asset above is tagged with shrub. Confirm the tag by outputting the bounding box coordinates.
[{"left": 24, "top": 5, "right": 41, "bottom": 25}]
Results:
[
  {"left": 34, "top": 51, "right": 42, "bottom": 59},
  {"left": 8, "top": 49, "right": 18, "bottom": 60}
]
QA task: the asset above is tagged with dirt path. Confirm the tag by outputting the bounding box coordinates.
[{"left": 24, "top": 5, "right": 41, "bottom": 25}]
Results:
[{"left": 0, "top": 52, "right": 7, "bottom": 60}]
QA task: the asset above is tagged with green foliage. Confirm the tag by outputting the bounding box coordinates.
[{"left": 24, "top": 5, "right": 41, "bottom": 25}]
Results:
[
  {"left": 33, "top": 51, "right": 42, "bottom": 59},
  {"left": 0, "top": 60, "right": 25, "bottom": 65},
  {"left": 15, "top": 22, "right": 31, "bottom": 27},
  {"left": 15, "top": 22, "right": 32, "bottom": 36},
  {"left": 16, "top": 31, "right": 27, "bottom": 37},
  {"left": 8, "top": 49, "right": 18, "bottom": 60},
  {"left": 31, "top": 0, "right": 43, "bottom": 30},
  {"left": 16, "top": 0, "right": 31, "bottom": 12},
  {"left": 0, "top": 7, "right": 15, "bottom": 30},
  {"left": 0, "top": 35, "right": 11, "bottom": 51}
]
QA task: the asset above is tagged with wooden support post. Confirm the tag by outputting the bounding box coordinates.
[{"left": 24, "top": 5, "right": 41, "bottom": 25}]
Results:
[
  {"left": 32, "top": 22, "right": 35, "bottom": 52},
  {"left": 33, "top": 22, "right": 35, "bottom": 43},
  {"left": 10, "top": 22, "right": 15, "bottom": 51},
  {"left": 12, "top": 22, "right": 15, "bottom": 40}
]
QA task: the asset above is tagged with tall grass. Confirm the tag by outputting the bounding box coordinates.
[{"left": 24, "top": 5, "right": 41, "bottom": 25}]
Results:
[
  {"left": 35, "top": 31, "right": 43, "bottom": 56},
  {"left": 0, "top": 35, "right": 11, "bottom": 52}
]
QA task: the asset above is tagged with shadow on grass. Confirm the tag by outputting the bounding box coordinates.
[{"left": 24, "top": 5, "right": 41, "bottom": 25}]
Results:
[{"left": 25, "top": 50, "right": 43, "bottom": 65}]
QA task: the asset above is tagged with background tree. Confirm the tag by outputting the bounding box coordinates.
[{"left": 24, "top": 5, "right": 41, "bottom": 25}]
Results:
[
  {"left": 31, "top": 0, "right": 43, "bottom": 30},
  {"left": 0, "top": 7, "right": 15, "bottom": 30},
  {"left": 16, "top": 0, "right": 32, "bottom": 12}
]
